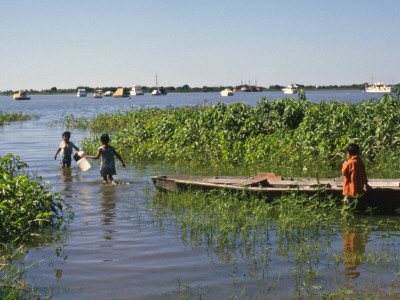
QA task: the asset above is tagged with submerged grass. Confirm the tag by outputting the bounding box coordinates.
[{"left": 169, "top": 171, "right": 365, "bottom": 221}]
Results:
[
  {"left": 0, "top": 111, "right": 36, "bottom": 126},
  {"left": 147, "top": 188, "right": 400, "bottom": 298},
  {"left": 150, "top": 189, "right": 343, "bottom": 262}
]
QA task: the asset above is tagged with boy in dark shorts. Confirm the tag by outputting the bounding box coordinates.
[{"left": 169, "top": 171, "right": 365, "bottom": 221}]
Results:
[{"left": 54, "top": 131, "right": 79, "bottom": 168}]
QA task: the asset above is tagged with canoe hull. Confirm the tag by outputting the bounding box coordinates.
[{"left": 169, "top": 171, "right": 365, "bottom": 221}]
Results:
[{"left": 151, "top": 175, "right": 400, "bottom": 214}]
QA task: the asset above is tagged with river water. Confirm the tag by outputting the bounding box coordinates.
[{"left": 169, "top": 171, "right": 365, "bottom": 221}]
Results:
[{"left": 1, "top": 91, "right": 399, "bottom": 299}]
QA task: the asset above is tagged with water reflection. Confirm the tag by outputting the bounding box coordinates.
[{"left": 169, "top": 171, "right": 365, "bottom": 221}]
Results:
[
  {"left": 61, "top": 167, "right": 73, "bottom": 192},
  {"left": 342, "top": 226, "right": 368, "bottom": 278},
  {"left": 99, "top": 184, "right": 117, "bottom": 240}
]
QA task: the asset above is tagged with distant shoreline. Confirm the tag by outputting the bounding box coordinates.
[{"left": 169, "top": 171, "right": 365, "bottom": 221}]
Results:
[{"left": 1, "top": 83, "right": 398, "bottom": 96}]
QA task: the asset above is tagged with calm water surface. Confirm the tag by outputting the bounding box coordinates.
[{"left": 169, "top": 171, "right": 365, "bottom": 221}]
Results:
[{"left": 1, "top": 92, "right": 399, "bottom": 299}]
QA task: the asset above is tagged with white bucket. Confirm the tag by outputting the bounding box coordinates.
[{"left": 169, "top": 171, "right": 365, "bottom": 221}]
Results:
[
  {"left": 77, "top": 150, "right": 86, "bottom": 158},
  {"left": 77, "top": 157, "right": 91, "bottom": 172}
]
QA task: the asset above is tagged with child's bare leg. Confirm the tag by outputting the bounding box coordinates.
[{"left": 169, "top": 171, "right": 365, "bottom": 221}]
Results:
[
  {"left": 103, "top": 175, "right": 108, "bottom": 184},
  {"left": 108, "top": 175, "right": 115, "bottom": 184}
]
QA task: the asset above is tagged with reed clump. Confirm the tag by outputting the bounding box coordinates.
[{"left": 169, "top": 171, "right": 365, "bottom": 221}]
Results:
[{"left": 0, "top": 111, "right": 36, "bottom": 126}]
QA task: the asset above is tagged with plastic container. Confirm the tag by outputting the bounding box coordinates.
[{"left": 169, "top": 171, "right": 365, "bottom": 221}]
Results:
[{"left": 77, "top": 157, "right": 91, "bottom": 172}]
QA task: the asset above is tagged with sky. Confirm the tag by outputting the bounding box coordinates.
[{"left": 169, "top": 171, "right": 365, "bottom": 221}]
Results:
[{"left": 1, "top": 0, "right": 400, "bottom": 91}]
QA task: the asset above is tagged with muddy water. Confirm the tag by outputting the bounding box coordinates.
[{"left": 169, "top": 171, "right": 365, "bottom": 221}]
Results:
[{"left": 1, "top": 93, "right": 400, "bottom": 299}]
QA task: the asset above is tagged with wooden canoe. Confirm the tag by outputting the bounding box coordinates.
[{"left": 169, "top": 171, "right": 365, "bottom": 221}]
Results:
[{"left": 151, "top": 173, "right": 400, "bottom": 214}]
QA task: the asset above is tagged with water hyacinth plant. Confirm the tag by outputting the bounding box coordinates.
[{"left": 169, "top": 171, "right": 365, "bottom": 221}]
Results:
[
  {"left": 67, "top": 92, "right": 400, "bottom": 177},
  {"left": 0, "top": 153, "right": 63, "bottom": 243}
]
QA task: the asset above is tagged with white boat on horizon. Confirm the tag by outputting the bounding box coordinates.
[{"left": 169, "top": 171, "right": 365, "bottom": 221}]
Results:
[
  {"left": 130, "top": 85, "right": 144, "bottom": 96},
  {"left": 220, "top": 88, "right": 234, "bottom": 96},
  {"left": 94, "top": 90, "right": 103, "bottom": 98},
  {"left": 282, "top": 84, "right": 298, "bottom": 94},
  {"left": 104, "top": 91, "right": 113, "bottom": 97},
  {"left": 151, "top": 73, "right": 167, "bottom": 96},
  {"left": 365, "top": 82, "right": 392, "bottom": 93},
  {"left": 77, "top": 89, "right": 87, "bottom": 97}
]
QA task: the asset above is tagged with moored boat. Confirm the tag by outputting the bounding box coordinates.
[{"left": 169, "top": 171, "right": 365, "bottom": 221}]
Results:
[
  {"left": 151, "top": 74, "right": 167, "bottom": 96},
  {"left": 282, "top": 84, "right": 298, "bottom": 94},
  {"left": 94, "top": 90, "right": 103, "bottom": 98},
  {"left": 104, "top": 91, "right": 113, "bottom": 97},
  {"left": 365, "top": 82, "right": 392, "bottom": 93},
  {"left": 77, "top": 89, "right": 87, "bottom": 97},
  {"left": 151, "top": 86, "right": 167, "bottom": 96},
  {"left": 151, "top": 173, "right": 400, "bottom": 213},
  {"left": 13, "top": 90, "right": 30, "bottom": 100},
  {"left": 130, "top": 85, "right": 144, "bottom": 96},
  {"left": 220, "top": 88, "right": 234, "bottom": 96},
  {"left": 113, "top": 88, "right": 130, "bottom": 98},
  {"left": 233, "top": 85, "right": 262, "bottom": 92}
]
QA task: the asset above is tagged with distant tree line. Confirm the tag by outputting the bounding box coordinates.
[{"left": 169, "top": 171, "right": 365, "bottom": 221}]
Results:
[{"left": 1, "top": 83, "right": 400, "bottom": 95}]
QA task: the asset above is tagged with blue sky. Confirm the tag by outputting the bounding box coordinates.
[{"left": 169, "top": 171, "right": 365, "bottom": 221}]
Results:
[{"left": 1, "top": 0, "right": 399, "bottom": 90}]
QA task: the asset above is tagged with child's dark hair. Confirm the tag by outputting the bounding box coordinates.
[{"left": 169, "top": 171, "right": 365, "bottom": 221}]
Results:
[
  {"left": 100, "top": 134, "right": 110, "bottom": 144},
  {"left": 62, "top": 131, "right": 71, "bottom": 138},
  {"left": 345, "top": 143, "right": 360, "bottom": 156}
]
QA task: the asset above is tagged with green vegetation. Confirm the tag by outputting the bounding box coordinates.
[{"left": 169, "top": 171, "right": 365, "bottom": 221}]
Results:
[
  {"left": 66, "top": 91, "right": 400, "bottom": 177},
  {"left": 148, "top": 189, "right": 400, "bottom": 298},
  {"left": 0, "top": 153, "right": 63, "bottom": 243},
  {"left": 0, "top": 153, "right": 64, "bottom": 299},
  {"left": 0, "top": 112, "right": 36, "bottom": 126}
]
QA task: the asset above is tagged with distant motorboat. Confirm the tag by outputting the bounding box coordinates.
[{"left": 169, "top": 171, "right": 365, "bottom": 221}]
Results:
[
  {"left": 13, "top": 90, "right": 30, "bottom": 100},
  {"left": 233, "top": 84, "right": 262, "bottom": 92},
  {"left": 365, "top": 82, "right": 392, "bottom": 93},
  {"left": 220, "top": 88, "right": 234, "bottom": 96},
  {"left": 94, "top": 90, "right": 103, "bottom": 98},
  {"left": 130, "top": 85, "right": 144, "bottom": 96},
  {"left": 77, "top": 89, "right": 87, "bottom": 97},
  {"left": 282, "top": 84, "right": 298, "bottom": 94},
  {"left": 104, "top": 91, "right": 113, "bottom": 97},
  {"left": 113, "top": 88, "right": 130, "bottom": 98}
]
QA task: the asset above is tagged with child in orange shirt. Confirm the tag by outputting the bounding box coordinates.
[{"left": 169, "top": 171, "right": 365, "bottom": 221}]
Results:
[{"left": 342, "top": 143, "right": 369, "bottom": 211}]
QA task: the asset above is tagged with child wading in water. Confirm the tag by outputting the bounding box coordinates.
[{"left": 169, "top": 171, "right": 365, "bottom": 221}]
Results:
[
  {"left": 54, "top": 131, "right": 79, "bottom": 168},
  {"left": 86, "top": 134, "right": 126, "bottom": 184}
]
